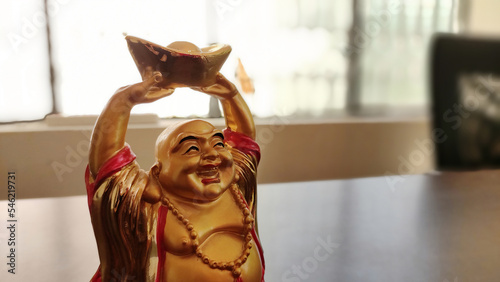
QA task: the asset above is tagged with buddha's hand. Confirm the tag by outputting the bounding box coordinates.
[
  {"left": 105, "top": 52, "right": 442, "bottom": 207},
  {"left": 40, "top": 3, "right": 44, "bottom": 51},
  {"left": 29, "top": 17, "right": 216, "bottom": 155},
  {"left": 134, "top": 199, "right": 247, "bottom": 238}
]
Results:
[
  {"left": 191, "top": 73, "right": 238, "bottom": 100},
  {"left": 117, "top": 71, "right": 174, "bottom": 106}
]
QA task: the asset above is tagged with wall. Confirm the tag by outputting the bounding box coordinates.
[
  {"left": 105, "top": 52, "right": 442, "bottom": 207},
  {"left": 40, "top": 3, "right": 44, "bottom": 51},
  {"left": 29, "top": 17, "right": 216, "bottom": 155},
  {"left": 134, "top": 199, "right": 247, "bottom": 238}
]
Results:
[
  {"left": 0, "top": 117, "right": 433, "bottom": 199},
  {"left": 468, "top": 0, "right": 500, "bottom": 35}
]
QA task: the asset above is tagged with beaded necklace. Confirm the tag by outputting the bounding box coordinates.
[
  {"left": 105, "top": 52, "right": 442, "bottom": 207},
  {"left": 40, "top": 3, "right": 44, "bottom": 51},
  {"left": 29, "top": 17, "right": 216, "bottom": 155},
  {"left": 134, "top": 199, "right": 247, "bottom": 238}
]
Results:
[{"left": 161, "top": 183, "right": 255, "bottom": 279}]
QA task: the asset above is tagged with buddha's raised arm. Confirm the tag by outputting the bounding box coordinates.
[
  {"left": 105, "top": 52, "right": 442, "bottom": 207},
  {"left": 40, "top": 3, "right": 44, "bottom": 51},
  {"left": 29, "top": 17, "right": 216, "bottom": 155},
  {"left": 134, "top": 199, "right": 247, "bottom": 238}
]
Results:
[
  {"left": 88, "top": 72, "right": 174, "bottom": 176},
  {"left": 191, "top": 73, "right": 255, "bottom": 140}
]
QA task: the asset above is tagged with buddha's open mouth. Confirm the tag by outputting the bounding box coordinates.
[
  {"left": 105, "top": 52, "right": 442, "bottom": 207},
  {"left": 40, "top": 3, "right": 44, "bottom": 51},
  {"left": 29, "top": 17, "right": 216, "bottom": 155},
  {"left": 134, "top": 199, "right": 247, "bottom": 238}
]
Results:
[{"left": 197, "top": 166, "right": 220, "bottom": 184}]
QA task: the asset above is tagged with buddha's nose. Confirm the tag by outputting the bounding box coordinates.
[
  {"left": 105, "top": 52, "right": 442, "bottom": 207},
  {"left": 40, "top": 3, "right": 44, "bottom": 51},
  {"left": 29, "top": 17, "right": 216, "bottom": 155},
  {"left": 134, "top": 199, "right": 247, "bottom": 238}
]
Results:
[{"left": 202, "top": 147, "right": 219, "bottom": 160}]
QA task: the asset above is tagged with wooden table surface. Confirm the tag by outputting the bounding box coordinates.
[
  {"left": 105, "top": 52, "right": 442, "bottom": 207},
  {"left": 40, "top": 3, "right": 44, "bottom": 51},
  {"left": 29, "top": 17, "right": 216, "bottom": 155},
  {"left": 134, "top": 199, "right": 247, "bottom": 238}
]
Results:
[{"left": 1, "top": 170, "right": 500, "bottom": 282}]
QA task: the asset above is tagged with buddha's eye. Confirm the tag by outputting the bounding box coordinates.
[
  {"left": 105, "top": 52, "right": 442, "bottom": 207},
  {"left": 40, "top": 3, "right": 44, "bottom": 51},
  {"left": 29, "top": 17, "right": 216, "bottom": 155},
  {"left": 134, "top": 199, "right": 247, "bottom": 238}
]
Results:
[
  {"left": 184, "top": 146, "right": 199, "bottom": 154},
  {"left": 214, "top": 142, "right": 225, "bottom": 148}
]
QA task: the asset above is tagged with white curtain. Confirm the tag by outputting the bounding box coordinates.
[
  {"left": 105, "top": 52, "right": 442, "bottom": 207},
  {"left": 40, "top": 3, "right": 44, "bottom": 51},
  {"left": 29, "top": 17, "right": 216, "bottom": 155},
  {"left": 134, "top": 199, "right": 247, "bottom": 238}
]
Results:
[
  {"left": 0, "top": 0, "right": 459, "bottom": 122},
  {"left": 359, "top": 0, "right": 457, "bottom": 110},
  {"left": 0, "top": 0, "right": 52, "bottom": 122}
]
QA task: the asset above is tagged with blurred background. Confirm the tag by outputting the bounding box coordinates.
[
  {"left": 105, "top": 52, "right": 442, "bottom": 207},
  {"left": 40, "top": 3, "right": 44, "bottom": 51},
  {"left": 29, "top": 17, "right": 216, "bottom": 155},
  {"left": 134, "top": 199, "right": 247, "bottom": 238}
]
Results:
[
  {"left": 0, "top": 0, "right": 463, "bottom": 121},
  {"left": 4, "top": 2, "right": 500, "bottom": 281},
  {"left": 1, "top": 0, "right": 500, "bottom": 198}
]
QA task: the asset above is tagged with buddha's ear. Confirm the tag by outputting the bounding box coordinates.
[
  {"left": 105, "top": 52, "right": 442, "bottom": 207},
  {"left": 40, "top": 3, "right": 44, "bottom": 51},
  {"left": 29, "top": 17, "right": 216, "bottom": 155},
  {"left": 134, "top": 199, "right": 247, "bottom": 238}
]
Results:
[
  {"left": 143, "top": 163, "right": 162, "bottom": 204},
  {"left": 151, "top": 162, "right": 161, "bottom": 176}
]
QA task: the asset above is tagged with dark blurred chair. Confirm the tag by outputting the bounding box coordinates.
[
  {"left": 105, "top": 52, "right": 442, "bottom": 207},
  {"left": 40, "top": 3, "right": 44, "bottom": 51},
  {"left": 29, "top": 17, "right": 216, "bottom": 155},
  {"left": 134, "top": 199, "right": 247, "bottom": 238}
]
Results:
[{"left": 431, "top": 34, "right": 500, "bottom": 170}]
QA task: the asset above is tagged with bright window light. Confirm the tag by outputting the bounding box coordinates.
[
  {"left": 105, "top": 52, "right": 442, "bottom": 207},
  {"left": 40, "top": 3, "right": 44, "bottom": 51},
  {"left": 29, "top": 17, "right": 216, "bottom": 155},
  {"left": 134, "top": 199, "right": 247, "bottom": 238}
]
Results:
[
  {"left": 49, "top": 0, "right": 210, "bottom": 117},
  {"left": 0, "top": 0, "right": 52, "bottom": 122},
  {"left": 1, "top": 0, "right": 458, "bottom": 122}
]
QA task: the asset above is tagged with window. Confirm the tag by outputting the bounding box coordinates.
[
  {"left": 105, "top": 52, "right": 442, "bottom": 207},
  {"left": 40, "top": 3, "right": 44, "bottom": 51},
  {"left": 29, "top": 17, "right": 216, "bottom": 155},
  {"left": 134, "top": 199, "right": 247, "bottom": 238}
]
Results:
[
  {"left": 50, "top": 0, "right": 214, "bottom": 118},
  {"left": 359, "top": 0, "right": 458, "bottom": 108},
  {"left": 1, "top": 0, "right": 460, "bottom": 123},
  {"left": 1, "top": 0, "right": 53, "bottom": 122}
]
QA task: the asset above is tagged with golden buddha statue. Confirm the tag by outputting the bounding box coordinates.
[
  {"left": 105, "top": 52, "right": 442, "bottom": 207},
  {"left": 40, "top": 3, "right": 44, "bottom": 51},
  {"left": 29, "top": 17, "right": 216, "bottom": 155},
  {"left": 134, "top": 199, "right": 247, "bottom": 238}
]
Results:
[{"left": 85, "top": 37, "right": 264, "bottom": 282}]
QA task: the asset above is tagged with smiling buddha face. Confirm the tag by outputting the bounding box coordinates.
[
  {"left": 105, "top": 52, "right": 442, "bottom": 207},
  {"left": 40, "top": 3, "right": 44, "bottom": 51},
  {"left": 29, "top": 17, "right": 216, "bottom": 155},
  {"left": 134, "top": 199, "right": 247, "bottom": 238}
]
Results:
[{"left": 154, "top": 120, "right": 236, "bottom": 202}]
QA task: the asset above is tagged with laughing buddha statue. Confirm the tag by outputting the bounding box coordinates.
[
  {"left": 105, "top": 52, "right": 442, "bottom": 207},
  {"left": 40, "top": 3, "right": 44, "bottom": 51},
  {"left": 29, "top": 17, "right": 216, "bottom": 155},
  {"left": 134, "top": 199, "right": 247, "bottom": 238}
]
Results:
[{"left": 85, "top": 36, "right": 265, "bottom": 282}]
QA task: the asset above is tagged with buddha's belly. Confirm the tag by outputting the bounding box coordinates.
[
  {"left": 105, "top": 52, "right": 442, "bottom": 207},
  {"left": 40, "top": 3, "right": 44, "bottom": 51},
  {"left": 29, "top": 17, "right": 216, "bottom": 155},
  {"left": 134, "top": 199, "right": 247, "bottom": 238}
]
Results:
[{"left": 163, "top": 232, "right": 262, "bottom": 282}]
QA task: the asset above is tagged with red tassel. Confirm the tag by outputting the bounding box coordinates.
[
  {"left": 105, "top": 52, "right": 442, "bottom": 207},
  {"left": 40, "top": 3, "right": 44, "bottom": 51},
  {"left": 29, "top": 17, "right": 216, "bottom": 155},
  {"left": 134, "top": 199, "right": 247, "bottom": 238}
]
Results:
[{"left": 235, "top": 277, "right": 243, "bottom": 282}]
